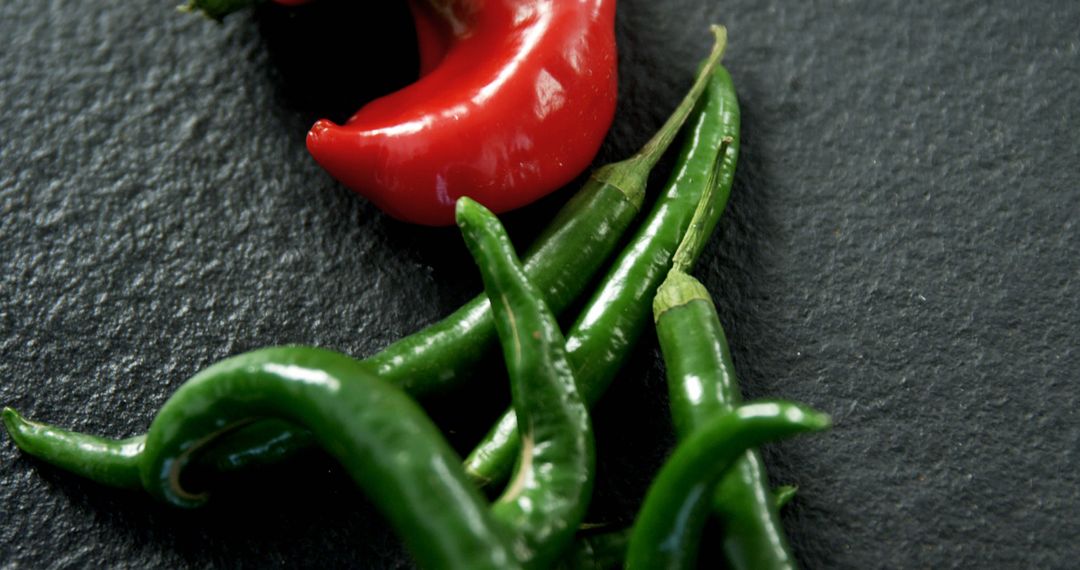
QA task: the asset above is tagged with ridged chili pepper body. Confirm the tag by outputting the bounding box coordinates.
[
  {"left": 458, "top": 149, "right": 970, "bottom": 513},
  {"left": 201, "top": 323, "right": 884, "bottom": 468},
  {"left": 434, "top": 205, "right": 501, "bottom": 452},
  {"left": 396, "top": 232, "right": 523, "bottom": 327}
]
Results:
[{"left": 306, "top": 0, "right": 618, "bottom": 226}]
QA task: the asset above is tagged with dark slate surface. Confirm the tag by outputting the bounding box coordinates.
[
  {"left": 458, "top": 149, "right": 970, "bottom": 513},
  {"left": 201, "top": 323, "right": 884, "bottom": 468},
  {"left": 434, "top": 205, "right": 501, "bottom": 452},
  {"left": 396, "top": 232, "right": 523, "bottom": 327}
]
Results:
[{"left": 2, "top": 0, "right": 1078, "bottom": 568}]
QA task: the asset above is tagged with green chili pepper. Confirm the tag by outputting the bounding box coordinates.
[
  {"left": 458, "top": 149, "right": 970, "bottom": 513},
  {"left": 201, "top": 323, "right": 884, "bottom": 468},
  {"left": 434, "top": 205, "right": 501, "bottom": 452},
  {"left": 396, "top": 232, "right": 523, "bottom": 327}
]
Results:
[
  {"left": 456, "top": 197, "right": 594, "bottom": 569},
  {"left": 135, "top": 347, "right": 516, "bottom": 569},
  {"left": 2, "top": 409, "right": 144, "bottom": 488},
  {"left": 464, "top": 58, "right": 741, "bottom": 487},
  {"left": 655, "top": 275, "right": 800, "bottom": 569},
  {"left": 625, "top": 402, "right": 831, "bottom": 570},
  {"left": 652, "top": 141, "right": 802, "bottom": 569},
  {"left": 0, "top": 27, "right": 731, "bottom": 491}
]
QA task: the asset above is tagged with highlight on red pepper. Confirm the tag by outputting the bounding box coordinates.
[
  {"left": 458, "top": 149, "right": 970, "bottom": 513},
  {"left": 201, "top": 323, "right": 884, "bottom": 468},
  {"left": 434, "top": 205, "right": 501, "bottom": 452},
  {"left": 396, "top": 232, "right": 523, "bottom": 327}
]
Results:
[{"left": 305, "top": 0, "right": 619, "bottom": 226}]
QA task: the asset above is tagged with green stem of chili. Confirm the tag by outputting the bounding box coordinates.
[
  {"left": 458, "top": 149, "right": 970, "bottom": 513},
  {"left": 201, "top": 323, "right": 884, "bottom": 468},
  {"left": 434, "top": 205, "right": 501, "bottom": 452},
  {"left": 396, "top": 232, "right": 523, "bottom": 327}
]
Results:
[
  {"left": 456, "top": 197, "right": 594, "bottom": 569},
  {"left": 624, "top": 402, "right": 830, "bottom": 570},
  {"left": 464, "top": 60, "right": 741, "bottom": 488},
  {"left": 773, "top": 485, "right": 798, "bottom": 509},
  {"left": 137, "top": 346, "right": 518, "bottom": 570}
]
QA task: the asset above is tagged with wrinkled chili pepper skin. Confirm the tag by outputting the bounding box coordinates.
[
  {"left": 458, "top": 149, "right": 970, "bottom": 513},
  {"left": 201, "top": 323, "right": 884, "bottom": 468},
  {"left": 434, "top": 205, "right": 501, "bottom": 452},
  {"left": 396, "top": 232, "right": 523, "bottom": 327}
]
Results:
[
  {"left": 138, "top": 347, "right": 518, "bottom": 570},
  {"left": 464, "top": 61, "right": 740, "bottom": 487},
  {"left": 625, "top": 402, "right": 830, "bottom": 570},
  {"left": 457, "top": 198, "right": 593, "bottom": 569},
  {"left": 306, "top": 0, "right": 618, "bottom": 226},
  {"left": 655, "top": 273, "right": 798, "bottom": 570}
]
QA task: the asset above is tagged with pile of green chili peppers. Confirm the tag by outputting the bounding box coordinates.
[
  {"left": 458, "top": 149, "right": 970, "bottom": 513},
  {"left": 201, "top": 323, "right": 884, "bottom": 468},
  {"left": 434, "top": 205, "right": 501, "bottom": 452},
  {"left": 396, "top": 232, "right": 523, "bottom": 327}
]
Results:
[{"left": 2, "top": 27, "right": 831, "bottom": 569}]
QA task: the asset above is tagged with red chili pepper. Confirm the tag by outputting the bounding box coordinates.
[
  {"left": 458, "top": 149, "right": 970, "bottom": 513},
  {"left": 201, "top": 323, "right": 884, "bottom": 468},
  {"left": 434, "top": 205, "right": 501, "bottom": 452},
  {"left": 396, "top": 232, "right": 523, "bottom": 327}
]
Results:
[{"left": 305, "top": 0, "right": 618, "bottom": 226}]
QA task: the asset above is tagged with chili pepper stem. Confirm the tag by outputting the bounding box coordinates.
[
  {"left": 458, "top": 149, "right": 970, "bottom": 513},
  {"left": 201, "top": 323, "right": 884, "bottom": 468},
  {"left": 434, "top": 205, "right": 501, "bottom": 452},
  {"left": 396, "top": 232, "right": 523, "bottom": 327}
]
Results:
[
  {"left": 670, "top": 136, "right": 734, "bottom": 275},
  {"left": 774, "top": 485, "right": 798, "bottom": 509},
  {"left": 652, "top": 136, "right": 730, "bottom": 319},
  {"left": 635, "top": 26, "right": 727, "bottom": 168},
  {"left": 653, "top": 270, "right": 713, "bottom": 320},
  {"left": 591, "top": 25, "right": 728, "bottom": 201}
]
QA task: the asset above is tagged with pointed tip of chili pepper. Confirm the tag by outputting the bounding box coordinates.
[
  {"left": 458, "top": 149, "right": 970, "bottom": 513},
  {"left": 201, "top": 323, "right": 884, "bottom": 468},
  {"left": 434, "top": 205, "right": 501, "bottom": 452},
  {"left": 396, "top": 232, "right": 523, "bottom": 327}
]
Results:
[
  {"left": 1, "top": 407, "right": 43, "bottom": 455},
  {"left": 710, "top": 24, "right": 728, "bottom": 51},
  {"left": 307, "top": 119, "right": 376, "bottom": 209},
  {"left": 455, "top": 197, "right": 512, "bottom": 260},
  {"left": 2, "top": 406, "right": 23, "bottom": 438},
  {"left": 306, "top": 118, "right": 345, "bottom": 167},
  {"left": 307, "top": 119, "right": 453, "bottom": 226},
  {"left": 454, "top": 196, "right": 488, "bottom": 231},
  {"left": 736, "top": 401, "right": 833, "bottom": 433},
  {"left": 454, "top": 195, "right": 481, "bottom": 219},
  {"left": 773, "top": 484, "right": 799, "bottom": 509}
]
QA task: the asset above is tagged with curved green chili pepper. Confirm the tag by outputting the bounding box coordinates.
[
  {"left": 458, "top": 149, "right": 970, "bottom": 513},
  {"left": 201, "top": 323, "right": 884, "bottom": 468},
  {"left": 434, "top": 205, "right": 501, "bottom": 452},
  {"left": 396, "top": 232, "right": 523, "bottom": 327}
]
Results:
[
  {"left": 625, "top": 402, "right": 830, "bottom": 570},
  {"left": 2, "top": 409, "right": 143, "bottom": 489},
  {"left": 456, "top": 197, "right": 594, "bottom": 568},
  {"left": 656, "top": 272, "right": 800, "bottom": 569},
  {"left": 136, "top": 347, "right": 517, "bottom": 570},
  {"left": 464, "top": 58, "right": 741, "bottom": 487}
]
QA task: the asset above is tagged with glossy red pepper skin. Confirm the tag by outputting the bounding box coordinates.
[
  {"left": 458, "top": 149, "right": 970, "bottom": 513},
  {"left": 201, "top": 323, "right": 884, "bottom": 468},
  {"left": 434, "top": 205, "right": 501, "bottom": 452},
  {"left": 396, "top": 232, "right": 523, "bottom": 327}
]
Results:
[{"left": 306, "top": 0, "right": 618, "bottom": 226}]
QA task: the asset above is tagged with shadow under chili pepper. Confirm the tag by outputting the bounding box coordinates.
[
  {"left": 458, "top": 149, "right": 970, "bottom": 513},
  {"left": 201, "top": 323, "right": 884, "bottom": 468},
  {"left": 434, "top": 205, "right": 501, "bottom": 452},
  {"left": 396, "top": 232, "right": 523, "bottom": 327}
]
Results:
[{"left": 252, "top": 0, "right": 420, "bottom": 126}]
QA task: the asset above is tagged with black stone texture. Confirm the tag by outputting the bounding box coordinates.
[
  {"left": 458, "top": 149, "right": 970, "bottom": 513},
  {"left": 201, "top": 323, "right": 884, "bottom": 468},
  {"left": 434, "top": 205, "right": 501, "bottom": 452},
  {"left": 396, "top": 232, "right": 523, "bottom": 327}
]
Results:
[{"left": 2, "top": 0, "right": 1078, "bottom": 568}]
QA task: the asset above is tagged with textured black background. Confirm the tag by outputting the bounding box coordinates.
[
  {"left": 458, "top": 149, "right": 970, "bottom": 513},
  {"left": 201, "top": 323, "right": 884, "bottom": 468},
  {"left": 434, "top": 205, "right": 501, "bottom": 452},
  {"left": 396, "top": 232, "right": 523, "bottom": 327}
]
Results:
[{"left": 2, "top": 0, "right": 1078, "bottom": 568}]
